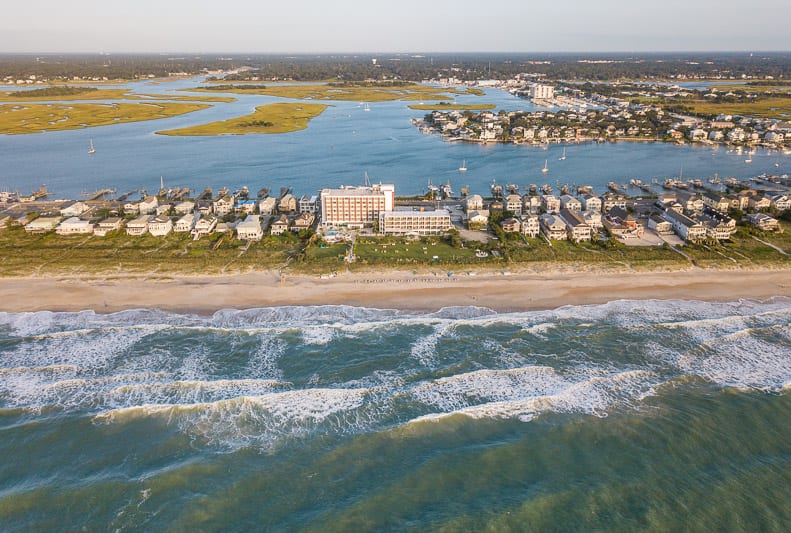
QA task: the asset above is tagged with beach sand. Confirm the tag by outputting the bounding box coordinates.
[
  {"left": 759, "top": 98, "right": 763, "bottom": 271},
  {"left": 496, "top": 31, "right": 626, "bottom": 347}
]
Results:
[{"left": 1, "top": 267, "right": 790, "bottom": 314}]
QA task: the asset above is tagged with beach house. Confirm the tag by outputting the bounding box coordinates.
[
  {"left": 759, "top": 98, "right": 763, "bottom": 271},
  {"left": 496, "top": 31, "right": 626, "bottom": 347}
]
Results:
[
  {"left": 279, "top": 193, "right": 298, "bottom": 213},
  {"left": 559, "top": 209, "right": 592, "bottom": 242},
  {"left": 174, "top": 213, "right": 197, "bottom": 233},
  {"left": 541, "top": 195, "right": 560, "bottom": 214},
  {"left": 559, "top": 195, "right": 582, "bottom": 212},
  {"left": 746, "top": 213, "right": 780, "bottom": 231},
  {"left": 539, "top": 214, "right": 568, "bottom": 240},
  {"left": 94, "top": 217, "right": 123, "bottom": 236},
  {"left": 191, "top": 215, "right": 218, "bottom": 238},
  {"left": 662, "top": 209, "right": 706, "bottom": 242},
  {"left": 213, "top": 195, "right": 235, "bottom": 217},
  {"left": 291, "top": 213, "right": 315, "bottom": 233},
  {"left": 126, "top": 214, "right": 153, "bottom": 236},
  {"left": 148, "top": 215, "right": 173, "bottom": 236},
  {"left": 501, "top": 217, "right": 521, "bottom": 233},
  {"left": 59, "top": 201, "right": 89, "bottom": 217},
  {"left": 56, "top": 217, "right": 93, "bottom": 235},
  {"left": 270, "top": 214, "right": 290, "bottom": 235},
  {"left": 520, "top": 215, "right": 540, "bottom": 237},
  {"left": 465, "top": 194, "right": 484, "bottom": 212},
  {"left": 258, "top": 197, "right": 278, "bottom": 216},
  {"left": 505, "top": 194, "right": 523, "bottom": 215},
  {"left": 581, "top": 194, "right": 602, "bottom": 212},
  {"left": 236, "top": 215, "right": 264, "bottom": 241},
  {"left": 138, "top": 196, "right": 159, "bottom": 215},
  {"left": 24, "top": 217, "right": 61, "bottom": 234}
]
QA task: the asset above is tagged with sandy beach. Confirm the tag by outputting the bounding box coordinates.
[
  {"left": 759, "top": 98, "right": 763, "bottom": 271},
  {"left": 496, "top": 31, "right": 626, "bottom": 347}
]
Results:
[{"left": 1, "top": 266, "right": 790, "bottom": 314}]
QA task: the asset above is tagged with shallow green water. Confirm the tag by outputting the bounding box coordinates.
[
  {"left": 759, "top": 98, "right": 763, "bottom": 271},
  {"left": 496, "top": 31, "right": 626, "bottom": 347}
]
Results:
[{"left": 1, "top": 300, "right": 789, "bottom": 531}]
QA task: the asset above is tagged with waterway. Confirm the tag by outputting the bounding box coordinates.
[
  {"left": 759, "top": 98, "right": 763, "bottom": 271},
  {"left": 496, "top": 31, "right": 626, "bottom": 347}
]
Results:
[{"left": 0, "top": 77, "right": 788, "bottom": 199}]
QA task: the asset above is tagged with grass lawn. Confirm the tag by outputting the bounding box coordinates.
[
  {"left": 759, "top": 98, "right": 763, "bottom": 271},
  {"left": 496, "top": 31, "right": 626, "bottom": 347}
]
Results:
[
  {"left": 156, "top": 102, "right": 328, "bottom": 136},
  {"left": 186, "top": 83, "right": 485, "bottom": 102},
  {"left": 0, "top": 102, "right": 211, "bottom": 134}
]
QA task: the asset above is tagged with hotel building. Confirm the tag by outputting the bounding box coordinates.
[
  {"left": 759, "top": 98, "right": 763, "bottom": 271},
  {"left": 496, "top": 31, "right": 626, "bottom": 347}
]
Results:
[{"left": 320, "top": 184, "right": 395, "bottom": 228}]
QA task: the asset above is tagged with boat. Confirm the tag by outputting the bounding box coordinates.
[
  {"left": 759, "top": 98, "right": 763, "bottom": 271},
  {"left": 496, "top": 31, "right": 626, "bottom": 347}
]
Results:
[
  {"left": 440, "top": 180, "right": 453, "bottom": 197},
  {"left": 608, "top": 182, "right": 619, "bottom": 191},
  {"left": 88, "top": 139, "right": 95, "bottom": 155},
  {"left": 558, "top": 147, "right": 566, "bottom": 161},
  {"left": 458, "top": 160, "right": 467, "bottom": 172},
  {"left": 364, "top": 103, "right": 370, "bottom": 112},
  {"left": 541, "top": 160, "right": 549, "bottom": 173},
  {"left": 541, "top": 184, "right": 553, "bottom": 194},
  {"left": 744, "top": 157, "right": 752, "bottom": 163}
]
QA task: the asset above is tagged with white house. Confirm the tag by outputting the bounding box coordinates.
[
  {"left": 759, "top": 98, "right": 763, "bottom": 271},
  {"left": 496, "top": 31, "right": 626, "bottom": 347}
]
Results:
[
  {"left": 559, "top": 194, "right": 582, "bottom": 212},
  {"left": 520, "top": 214, "right": 540, "bottom": 237},
  {"left": 467, "top": 210, "right": 489, "bottom": 228},
  {"left": 59, "top": 201, "right": 89, "bottom": 217},
  {"left": 505, "top": 194, "right": 523, "bottom": 214},
  {"left": 24, "top": 217, "right": 61, "bottom": 233},
  {"left": 174, "top": 201, "right": 196, "bottom": 215},
  {"left": 581, "top": 194, "right": 602, "bottom": 212},
  {"left": 542, "top": 194, "right": 560, "bottom": 214},
  {"left": 465, "top": 194, "right": 484, "bottom": 212},
  {"left": 191, "top": 215, "right": 218, "bottom": 238},
  {"left": 138, "top": 196, "right": 159, "bottom": 215},
  {"left": 126, "top": 214, "right": 153, "bottom": 236},
  {"left": 539, "top": 214, "right": 568, "bottom": 240},
  {"left": 148, "top": 215, "right": 173, "bottom": 236},
  {"left": 258, "top": 197, "right": 278, "bottom": 216},
  {"left": 94, "top": 217, "right": 123, "bottom": 236},
  {"left": 236, "top": 215, "right": 264, "bottom": 241},
  {"left": 56, "top": 217, "right": 94, "bottom": 235},
  {"left": 174, "top": 213, "right": 197, "bottom": 233}
]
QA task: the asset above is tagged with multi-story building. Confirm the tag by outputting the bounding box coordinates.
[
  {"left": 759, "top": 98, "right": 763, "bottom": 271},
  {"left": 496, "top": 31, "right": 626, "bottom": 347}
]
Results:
[
  {"left": 662, "top": 209, "right": 706, "bottom": 242},
  {"left": 520, "top": 215, "right": 540, "bottom": 237},
  {"left": 378, "top": 209, "right": 452, "bottom": 236},
  {"left": 539, "top": 214, "right": 568, "bottom": 240},
  {"left": 236, "top": 215, "right": 264, "bottom": 241},
  {"left": 559, "top": 209, "right": 592, "bottom": 242},
  {"left": 529, "top": 84, "right": 555, "bottom": 100},
  {"left": 321, "top": 184, "right": 395, "bottom": 228}
]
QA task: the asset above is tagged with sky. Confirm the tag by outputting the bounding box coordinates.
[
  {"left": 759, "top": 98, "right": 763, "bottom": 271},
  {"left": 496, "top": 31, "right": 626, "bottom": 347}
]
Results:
[{"left": 1, "top": 0, "right": 789, "bottom": 53}]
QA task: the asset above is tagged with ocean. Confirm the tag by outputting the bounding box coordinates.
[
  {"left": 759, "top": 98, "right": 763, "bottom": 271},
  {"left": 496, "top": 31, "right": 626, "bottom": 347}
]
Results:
[{"left": 1, "top": 299, "right": 789, "bottom": 531}]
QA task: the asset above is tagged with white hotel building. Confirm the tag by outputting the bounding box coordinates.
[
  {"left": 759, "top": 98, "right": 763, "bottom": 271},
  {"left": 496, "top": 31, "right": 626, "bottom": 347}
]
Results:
[
  {"left": 529, "top": 84, "right": 555, "bottom": 99},
  {"left": 320, "top": 184, "right": 395, "bottom": 228},
  {"left": 379, "top": 209, "right": 452, "bottom": 236}
]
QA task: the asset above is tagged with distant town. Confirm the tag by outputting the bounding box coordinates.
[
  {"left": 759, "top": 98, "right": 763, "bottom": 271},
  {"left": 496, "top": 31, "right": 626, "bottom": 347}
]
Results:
[{"left": 415, "top": 81, "right": 791, "bottom": 149}]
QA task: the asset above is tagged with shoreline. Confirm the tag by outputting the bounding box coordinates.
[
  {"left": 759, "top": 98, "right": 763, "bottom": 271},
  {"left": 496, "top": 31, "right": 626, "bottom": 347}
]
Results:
[{"left": 2, "top": 266, "right": 790, "bottom": 315}]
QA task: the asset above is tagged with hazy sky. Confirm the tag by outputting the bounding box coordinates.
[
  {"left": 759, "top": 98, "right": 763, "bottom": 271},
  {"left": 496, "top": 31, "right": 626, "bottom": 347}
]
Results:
[{"left": 2, "top": 0, "right": 789, "bottom": 53}]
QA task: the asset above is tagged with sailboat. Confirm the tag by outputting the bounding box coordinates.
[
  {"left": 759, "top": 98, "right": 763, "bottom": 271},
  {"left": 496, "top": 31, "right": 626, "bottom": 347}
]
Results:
[
  {"left": 541, "top": 160, "right": 549, "bottom": 173},
  {"left": 364, "top": 103, "right": 370, "bottom": 112},
  {"left": 559, "top": 147, "right": 566, "bottom": 161},
  {"left": 458, "top": 159, "right": 467, "bottom": 172},
  {"left": 88, "top": 139, "right": 95, "bottom": 155}
]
